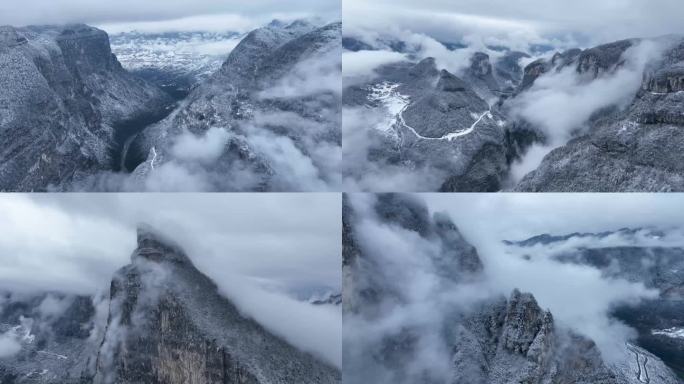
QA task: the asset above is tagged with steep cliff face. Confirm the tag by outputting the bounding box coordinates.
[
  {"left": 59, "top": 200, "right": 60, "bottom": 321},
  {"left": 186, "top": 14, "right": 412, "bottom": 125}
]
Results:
[
  {"left": 506, "top": 229, "right": 684, "bottom": 379},
  {"left": 130, "top": 20, "right": 342, "bottom": 191},
  {"left": 343, "top": 194, "right": 681, "bottom": 384},
  {"left": 95, "top": 225, "right": 340, "bottom": 384},
  {"left": 0, "top": 24, "right": 171, "bottom": 191},
  {"left": 514, "top": 37, "right": 684, "bottom": 192}
]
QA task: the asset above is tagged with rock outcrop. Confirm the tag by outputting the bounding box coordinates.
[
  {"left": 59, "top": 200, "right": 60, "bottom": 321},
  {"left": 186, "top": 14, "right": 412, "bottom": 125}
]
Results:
[
  {"left": 506, "top": 229, "right": 684, "bottom": 379},
  {"left": 94, "top": 225, "right": 340, "bottom": 384}
]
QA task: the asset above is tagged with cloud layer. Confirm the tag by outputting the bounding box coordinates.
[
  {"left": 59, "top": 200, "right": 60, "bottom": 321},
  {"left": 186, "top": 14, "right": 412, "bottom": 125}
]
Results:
[
  {"left": 1, "top": 0, "right": 340, "bottom": 30},
  {"left": 0, "top": 194, "right": 341, "bottom": 295},
  {"left": 345, "top": 0, "right": 684, "bottom": 50}
]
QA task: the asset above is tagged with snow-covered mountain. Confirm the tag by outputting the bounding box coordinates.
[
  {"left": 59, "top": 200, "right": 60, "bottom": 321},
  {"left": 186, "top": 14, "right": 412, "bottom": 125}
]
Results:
[
  {"left": 0, "top": 225, "right": 341, "bottom": 383},
  {"left": 506, "top": 229, "right": 684, "bottom": 379},
  {"left": 0, "top": 19, "right": 341, "bottom": 191},
  {"left": 0, "top": 24, "right": 172, "bottom": 191},
  {"left": 343, "top": 194, "right": 682, "bottom": 383},
  {"left": 126, "top": 19, "right": 342, "bottom": 191}
]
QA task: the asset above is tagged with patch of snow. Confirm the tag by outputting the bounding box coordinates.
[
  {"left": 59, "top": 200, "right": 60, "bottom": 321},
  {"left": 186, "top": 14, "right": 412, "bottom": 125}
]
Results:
[
  {"left": 150, "top": 147, "right": 158, "bottom": 170},
  {"left": 652, "top": 327, "right": 684, "bottom": 339},
  {"left": 366, "top": 82, "right": 406, "bottom": 139}
]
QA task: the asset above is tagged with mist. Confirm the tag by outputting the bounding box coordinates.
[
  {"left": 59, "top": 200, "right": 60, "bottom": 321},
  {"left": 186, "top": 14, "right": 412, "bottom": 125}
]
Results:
[
  {"left": 425, "top": 193, "right": 684, "bottom": 360},
  {"left": 507, "top": 40, "right": 667, "bottom": 184},
  {"left": 342, "top": 107, "right": 448, "bottom": 192}
]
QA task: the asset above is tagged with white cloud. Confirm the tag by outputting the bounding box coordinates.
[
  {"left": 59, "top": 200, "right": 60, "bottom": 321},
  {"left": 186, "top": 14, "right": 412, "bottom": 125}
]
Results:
[
  {"left": 507, "top": 40, "right": 666, "bottom": 183},
  {"left": 0, "top": 193, "right": 341, "bottom": 366},
  {"left": 347, "top": 193, "right": 684, "bottom": 376},
  {"left": 0, "top": 0, "right": 340, "bottom": 29},
  {"left": 345, "top": 0, "right": 684, "bottom": 49},
  {"left": 422, "top": 193, "right": 683, "bottom": 361},
  {"left": 171, "top": 127, "right": 230, "bottom": 163},
  {"left": 342, "top": 50, "right": 407, "bottom": 78},
  {"left": 0, "top": 331, "right": 22, "bottom": 358},
  {"left": 261, "top": 45, "right": 341, "bottom": 98},
  {"left": 0, "top": 194, "right": 341, "bottom": 295}
]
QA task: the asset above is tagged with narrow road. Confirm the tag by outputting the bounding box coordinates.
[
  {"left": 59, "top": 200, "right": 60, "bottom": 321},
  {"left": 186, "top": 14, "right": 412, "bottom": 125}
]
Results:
[{"left": 627, "top": 343, "right": 650, "bottom": 383}]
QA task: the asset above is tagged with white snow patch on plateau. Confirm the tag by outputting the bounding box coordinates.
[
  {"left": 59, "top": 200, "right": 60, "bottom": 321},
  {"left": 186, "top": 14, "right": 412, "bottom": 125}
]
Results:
[{"left": 367, "top": 81, "right": 489, "bottom": 141}]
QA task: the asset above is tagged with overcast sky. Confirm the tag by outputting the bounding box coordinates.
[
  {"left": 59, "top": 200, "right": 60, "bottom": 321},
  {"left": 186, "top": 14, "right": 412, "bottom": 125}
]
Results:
[
  {"left": 0, "top": 193, "right": 341, "bottom": 296},
  {"left": 345, "top": 0, "right": 684, "bottom": 49},
  {"left": 0, "top": 0, "right": 340, "bottom": 33}
]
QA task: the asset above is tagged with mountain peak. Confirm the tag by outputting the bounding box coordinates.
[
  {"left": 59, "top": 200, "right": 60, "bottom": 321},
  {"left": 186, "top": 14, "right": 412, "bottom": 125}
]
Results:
[{"left": 133, "top": 224, "right": 192, "bottom": 266}]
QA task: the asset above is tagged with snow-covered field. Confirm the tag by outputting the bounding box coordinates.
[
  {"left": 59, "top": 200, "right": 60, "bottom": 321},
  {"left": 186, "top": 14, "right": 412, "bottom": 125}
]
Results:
[{"left": 110, "top": 31, "right": 243, "bottom": 83}]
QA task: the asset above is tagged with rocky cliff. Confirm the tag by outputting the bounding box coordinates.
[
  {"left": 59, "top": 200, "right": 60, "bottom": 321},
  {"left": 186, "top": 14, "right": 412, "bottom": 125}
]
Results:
[
  {"left": 514, "top": 37, "right": 684, "bottom": 191},
  {"left": 129, "top": 20, "right": 342, "bottom": 191},
  {"left": 343, "top": 194, "right": 682, "bottom": 383},
  {"left": 506, "top": 229, "right": 684, "bottom": 379},
  {"left": 93, "top": 225, "right": 340, "bottom": 384},
  {"left": 0, "top": 24, "right": 171, "bottom": 191},
  {"left": 0, "top": 225, "right": 340, "bottom": 383}
]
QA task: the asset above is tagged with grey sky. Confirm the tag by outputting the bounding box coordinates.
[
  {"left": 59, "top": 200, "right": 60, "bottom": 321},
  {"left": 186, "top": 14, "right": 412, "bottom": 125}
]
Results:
[
  {"left": 345, "top": 0, "right": 684, "bottom": 48},
  {"left": 0, "top": 193, "right": 341, "bottom": 296},
  {"left": 0, "top": 0, "right": 340, "bottom": 32}
]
